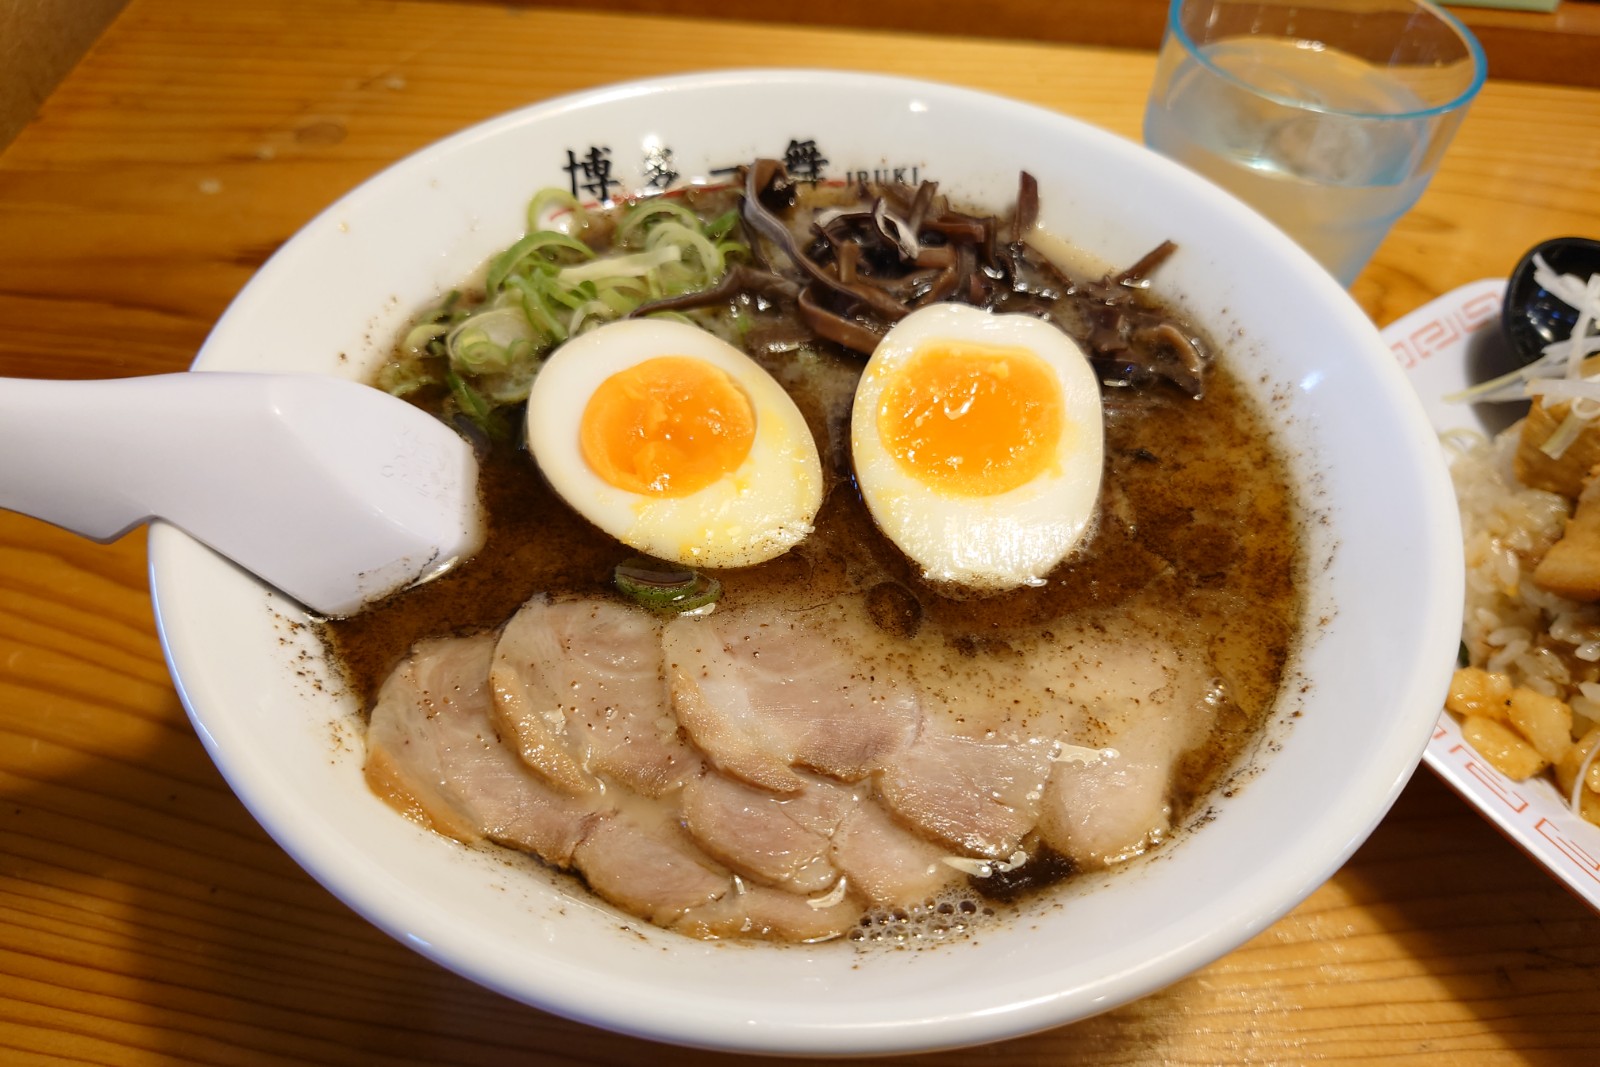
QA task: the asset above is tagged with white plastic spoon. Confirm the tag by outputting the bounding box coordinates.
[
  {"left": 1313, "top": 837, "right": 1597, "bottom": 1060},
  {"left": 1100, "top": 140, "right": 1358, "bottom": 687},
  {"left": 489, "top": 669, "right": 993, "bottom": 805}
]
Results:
[{"left": 0, "top": 372, "right": 482, "bottom": 617}]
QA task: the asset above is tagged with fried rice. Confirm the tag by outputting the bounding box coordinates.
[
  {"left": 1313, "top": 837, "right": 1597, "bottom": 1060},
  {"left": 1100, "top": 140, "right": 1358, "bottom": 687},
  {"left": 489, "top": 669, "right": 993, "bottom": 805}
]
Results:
[{"left": 1446, "top": 422, "right": 1600, "bottom": 823}]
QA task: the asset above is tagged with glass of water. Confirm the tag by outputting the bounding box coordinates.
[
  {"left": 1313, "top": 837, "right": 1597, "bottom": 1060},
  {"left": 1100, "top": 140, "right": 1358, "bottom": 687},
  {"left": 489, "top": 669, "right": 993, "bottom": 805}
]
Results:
[{"left": 1144, "top": 0, "right": 1486, "bottom": 286}]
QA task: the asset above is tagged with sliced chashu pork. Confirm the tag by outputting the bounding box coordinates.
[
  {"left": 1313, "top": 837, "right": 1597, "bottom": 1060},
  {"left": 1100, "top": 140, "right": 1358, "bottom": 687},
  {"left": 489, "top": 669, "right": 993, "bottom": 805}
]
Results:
[
  {"left": 664, "top": 605, "right": 921, "bottom": 793},
  {"left": 364, "top": 633, "right": 604, "bottom": 864},
  {"left": 1031, "top": 624, "right": 1220, "bottom": 868},
  {"left": 830, "top": 794, "right": 961, "bottom": 906},
  {"left": 681, "top": 768, "right": 960, "bottom": 905},
  {"left": 678, "top": 767, "right": 960, "bottom": 908},
  {"left": 667, "top": 602, "right": 1085, "bottom": 867},
  {"left": 876, "top": 733, "right": 1057, "bottom": 860},
  {"left": 673, "top": 883, "right": 862, "bottom": 943},
  {"left": 575, "top": 804, "right": 859, "bottom": 938},
  {"left": 681, "top": 770, "right": 852, "bottom": 894},
  {"left": 570, "top": 802, "right": 729, "bottom": 923},
  {"left": 491, "top": 596, "right": 700, "bottom": 797},
  {"left": 367, "top": 633, "right": 855, "bottom": 940},
  {"left": 1038, "top": 734, "right": 1171, "bottom": 869}
]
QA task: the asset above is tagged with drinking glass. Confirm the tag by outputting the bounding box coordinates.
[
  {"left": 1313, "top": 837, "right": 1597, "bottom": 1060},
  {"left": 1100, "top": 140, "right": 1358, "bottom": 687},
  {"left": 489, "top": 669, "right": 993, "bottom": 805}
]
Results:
[{"left": 1143, "top": 0, "right": 1486, "bottom": 286}]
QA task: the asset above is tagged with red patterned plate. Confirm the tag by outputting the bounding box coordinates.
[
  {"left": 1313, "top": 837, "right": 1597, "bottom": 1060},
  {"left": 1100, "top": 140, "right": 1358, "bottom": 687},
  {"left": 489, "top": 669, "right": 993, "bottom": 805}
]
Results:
[{"left": 1389, "top": 278, "right": 1600, "bottom": 912}]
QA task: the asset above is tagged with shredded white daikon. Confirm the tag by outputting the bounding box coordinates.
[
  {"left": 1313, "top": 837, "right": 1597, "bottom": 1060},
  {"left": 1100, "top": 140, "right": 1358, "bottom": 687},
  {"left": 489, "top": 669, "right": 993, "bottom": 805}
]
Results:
[
  {"left": 1446, "top": 255, "right": 1600, "bottom": 415},
  {"left": 1532, "top": 253, "right": 1596, "bottom": 321},
  {"left": 1539, "top": 408, "right": 1592, "bottom": 459},
  {"left": 1512, "top": 256, "right": 1600, "bottom": 459},
  {"left": 1540, "top": 334, "right": 1600, "bottom": 364},
  {"left": 1551, "top": 263, "right": 1600, "bottom": 382},
  {"left": 1525, "top": 379, "right": 1600, "bottom": 402}
]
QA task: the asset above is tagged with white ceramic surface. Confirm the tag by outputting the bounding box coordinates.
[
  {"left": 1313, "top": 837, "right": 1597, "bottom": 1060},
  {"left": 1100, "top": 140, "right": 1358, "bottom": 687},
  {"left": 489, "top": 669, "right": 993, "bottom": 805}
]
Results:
[
  {"left": 1388, "top": 279, "right": 1600, "bottom": 913},
  {"left": 148, "top": 70, "right": 1464, "bottom": 1054},
  {"left": 0, "top": 372, "right": 480, "bottom": 616}
]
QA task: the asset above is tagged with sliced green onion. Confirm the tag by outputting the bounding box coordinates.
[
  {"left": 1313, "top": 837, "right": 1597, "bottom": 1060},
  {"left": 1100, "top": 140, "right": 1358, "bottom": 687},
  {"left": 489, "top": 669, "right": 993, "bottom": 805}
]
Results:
[
  {"left": 445, "top": 368, "right": 494, "bottom": 431},
  {"left": 389, "top": 185, "right": 747, "bottom": 418},
  {"left": 486, "top": 230, "right": 595, "bottom": 293},
  {"left": 568, "top": 298, "right": 620, "bottom": 336},
  {"left": 402, "top": 322, "right": 449, "bottom": 354},
  {"left": 504, "top": 273, "right": 569, "bottom": 342},
  {"left": 376, "top": 356, "right": 442, "bottom": 397},
  {"left": 593, "top": 274, "right": 652, "bottom": 301},
  {"left": 545, "top": 278, "right": 592, "bottom": 312},
  {"left": 528, "top": 188, "right": 589, "bottom": 233},
  {"left": 591, "top": 286, "right": 640, "bottom": 317},
  {"left": 642, "top": 310, "right": 696, "bottom": 326},
  {"left": 477, "top": 354, "right": 542, "bottom": 403},
  {"left": 557, "top": 243, "right": 682, "bottom": 284},
  {"left": 415, "top": 289, "right": 463, "bottom": 325},
  {"left": 446, "top": 307, "right": 539, "bottom": 374},
  {"left": 647, "top": 221, "right": 723, "bottom": 284},
  {"left": 615, "top": 197, "right": 703, "bottom": 246},
  {"left": 704, "top": 209, "right": 740, "bottom": 241},
  {"left": 613, "top": 558, "right": 722, "bottom": 614}
]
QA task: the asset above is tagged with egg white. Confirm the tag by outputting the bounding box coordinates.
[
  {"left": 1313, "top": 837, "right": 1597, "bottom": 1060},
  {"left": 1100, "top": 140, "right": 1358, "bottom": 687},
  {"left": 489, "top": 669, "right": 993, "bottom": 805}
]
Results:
[
  {"left": 850, "top": 303, "right": 1104, "bottom": 590},
  {"left": 526, "top": 318, "right": 823, "bottom": 569}
]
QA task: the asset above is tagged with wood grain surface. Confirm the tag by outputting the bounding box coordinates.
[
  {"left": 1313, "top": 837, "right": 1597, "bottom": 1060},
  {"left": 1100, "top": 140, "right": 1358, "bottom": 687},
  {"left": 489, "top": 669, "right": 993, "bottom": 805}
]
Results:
[
  {"left": 508, "top": 0, "right": 1600, "bottom": 88},
  {"left": 0, "top": 1, "right": 1597, "bottom": 1063}
]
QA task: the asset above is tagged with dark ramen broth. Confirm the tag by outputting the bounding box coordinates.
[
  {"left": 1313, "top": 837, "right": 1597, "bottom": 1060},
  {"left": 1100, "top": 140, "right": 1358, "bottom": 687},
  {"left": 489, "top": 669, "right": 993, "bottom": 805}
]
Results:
[
  {"left": 324, "top": 175, "right": 1304, "bottom": 920},
  {"left": 327, "top": 330, "right": 1300, "bottom": 873}
]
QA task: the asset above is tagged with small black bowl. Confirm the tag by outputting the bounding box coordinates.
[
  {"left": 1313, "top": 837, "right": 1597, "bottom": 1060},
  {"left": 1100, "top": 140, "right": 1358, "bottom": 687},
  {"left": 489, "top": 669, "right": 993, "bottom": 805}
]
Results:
[{"left": 1501, "top": 235, "right": 1600, "bottom": 366}]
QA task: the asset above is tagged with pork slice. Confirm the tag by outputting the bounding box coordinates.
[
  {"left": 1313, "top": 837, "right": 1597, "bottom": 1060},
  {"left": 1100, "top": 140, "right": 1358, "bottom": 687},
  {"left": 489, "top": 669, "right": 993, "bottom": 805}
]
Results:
[
  {"left": 674, "top": 883, "right": 860, "bottom": 943},
  {"left": 1036, "top": 742, "right": 1170, "bottom": 868},
  {"left": 680, "top": 771, "right": 857, "bottom": 894},
  {"left": 876, "top": 734, "right": 1055, "bottom": 860},
  {"left": 664, "top": 605, "right": 922, "bottom": 793},
  {"left": 364, "top": 634, "right": 604, "bottom": 865},
  {"left": 1033, "top": 630, "right": 1216, "bottom": 869},
  {"left": 571, "top": 803, "right": 733, "bottom": 925},
  {"left": 491, "top": 596, "right": 700, "bottom": 797},
  {"left": 831, "top": 800, "right": 961, "bottom": 907}
]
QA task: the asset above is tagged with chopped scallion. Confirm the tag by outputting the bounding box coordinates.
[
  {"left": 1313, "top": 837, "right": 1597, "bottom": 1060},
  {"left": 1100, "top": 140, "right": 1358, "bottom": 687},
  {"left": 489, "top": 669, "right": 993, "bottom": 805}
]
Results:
[{"left": 613, "top": 558, "right": 722, "bottom": 614}]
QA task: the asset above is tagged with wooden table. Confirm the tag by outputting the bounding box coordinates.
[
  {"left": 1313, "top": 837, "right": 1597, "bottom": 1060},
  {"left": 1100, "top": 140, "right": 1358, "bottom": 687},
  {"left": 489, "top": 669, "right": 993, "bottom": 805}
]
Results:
[
  {"left": 1, "top": 1, "right": 1597, "bottom": 1062},
  {"left": 551, "top": 0, "right": 1600, "bottom": 88}
]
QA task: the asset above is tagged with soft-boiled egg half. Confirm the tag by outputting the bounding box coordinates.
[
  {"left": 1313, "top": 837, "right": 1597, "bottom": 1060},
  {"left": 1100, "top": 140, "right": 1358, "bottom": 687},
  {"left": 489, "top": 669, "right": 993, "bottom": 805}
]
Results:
[
  {"left": 850, "top": 303, "right": 1104, "bottom": 590},
  {"left": 526, "top": 318, "right": 823, "bottom": 569}
]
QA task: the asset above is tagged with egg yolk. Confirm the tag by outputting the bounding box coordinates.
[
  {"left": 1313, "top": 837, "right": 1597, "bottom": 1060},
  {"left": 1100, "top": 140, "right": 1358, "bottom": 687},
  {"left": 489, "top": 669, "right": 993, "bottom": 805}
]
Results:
[
  {"left": 580, "top": 356, "right": 756, "bottom": 497},
  {"left": 877, "top": 342, "right": 1063, "bottom": 496}
]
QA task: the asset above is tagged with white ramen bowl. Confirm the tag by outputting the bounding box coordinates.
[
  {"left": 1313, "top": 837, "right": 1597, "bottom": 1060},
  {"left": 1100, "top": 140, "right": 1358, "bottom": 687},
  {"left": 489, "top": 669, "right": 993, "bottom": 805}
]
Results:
[{"left": 151, "top": 70, "right": 1462, "bottom": 1055}]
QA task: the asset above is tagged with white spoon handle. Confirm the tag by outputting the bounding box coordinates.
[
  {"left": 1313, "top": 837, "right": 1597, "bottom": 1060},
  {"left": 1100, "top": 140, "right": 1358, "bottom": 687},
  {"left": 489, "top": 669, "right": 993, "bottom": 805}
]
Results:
[
  {"left": 4, "top": 373, "right": 225, "bottom": 540},
  {"left": 0, "top": 372, "right": 482, "bottom": 616}
]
